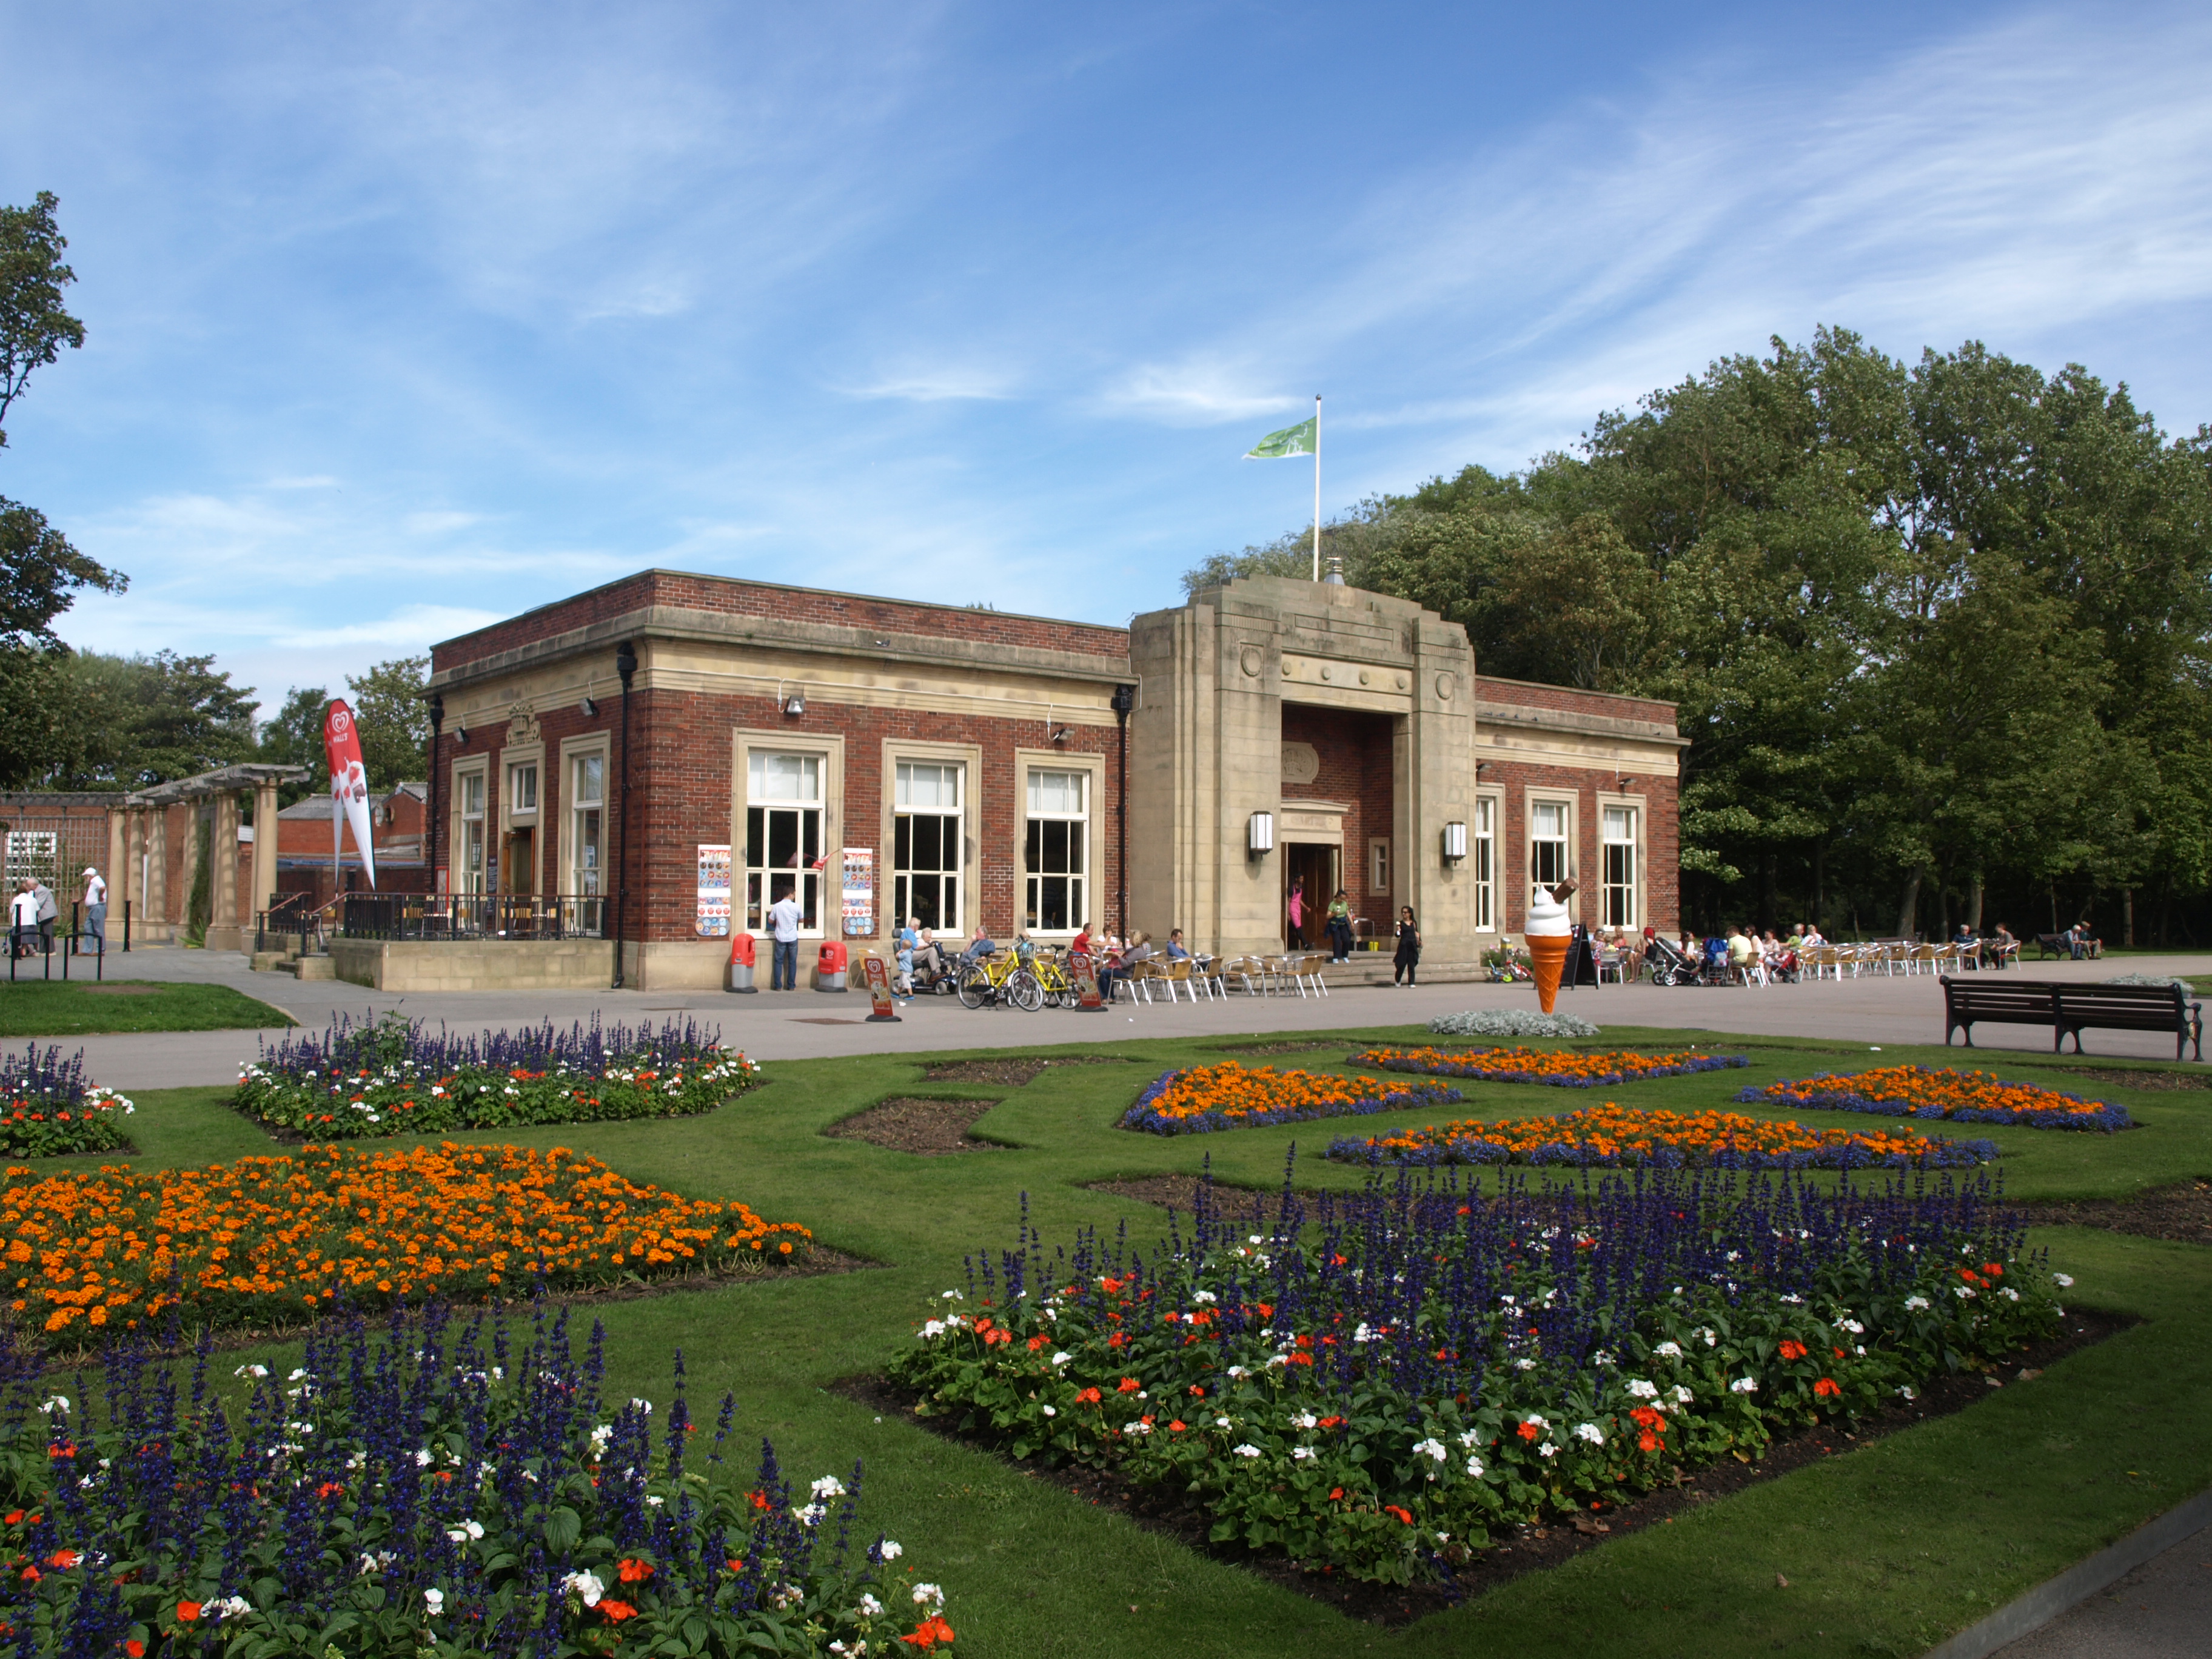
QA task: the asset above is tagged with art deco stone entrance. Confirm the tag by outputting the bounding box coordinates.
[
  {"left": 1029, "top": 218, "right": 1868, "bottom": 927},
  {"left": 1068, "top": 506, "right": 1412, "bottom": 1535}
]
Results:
[{"left": 1127, "top": 577, "right": 1479, "bottom": 961}]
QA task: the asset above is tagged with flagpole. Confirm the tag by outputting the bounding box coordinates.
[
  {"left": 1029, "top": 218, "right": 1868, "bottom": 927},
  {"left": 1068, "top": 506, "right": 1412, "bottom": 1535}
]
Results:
[{"left": 1312, "top": 395, "right": 1322, "bottom": 581}]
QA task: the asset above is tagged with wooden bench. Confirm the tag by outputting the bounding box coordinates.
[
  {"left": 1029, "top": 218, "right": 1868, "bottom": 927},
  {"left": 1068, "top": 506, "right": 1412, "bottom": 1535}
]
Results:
[{"left": 1942, "top": 976, "right": 2203, "bottom": 1060}]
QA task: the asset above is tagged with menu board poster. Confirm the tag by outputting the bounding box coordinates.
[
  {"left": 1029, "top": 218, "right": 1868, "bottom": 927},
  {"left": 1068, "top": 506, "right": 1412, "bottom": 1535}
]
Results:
[
  {"left": 840, "top": 846, "right": 874, "bottom": 937},
  {"left": 695, "top": 843, "right": 732, "bottom": 937}
]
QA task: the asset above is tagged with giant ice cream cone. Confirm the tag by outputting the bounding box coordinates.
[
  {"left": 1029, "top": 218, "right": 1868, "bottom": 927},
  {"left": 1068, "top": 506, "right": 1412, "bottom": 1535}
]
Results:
[{"left": 1525, "top": 882, "right": 1574, "bottom": 1014}]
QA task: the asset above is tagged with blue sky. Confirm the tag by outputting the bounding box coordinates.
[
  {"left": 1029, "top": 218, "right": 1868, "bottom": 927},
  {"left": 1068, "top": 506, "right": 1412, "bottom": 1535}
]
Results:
[{"left": 4, "top": 1, "right": 2210, "bottom": 717}]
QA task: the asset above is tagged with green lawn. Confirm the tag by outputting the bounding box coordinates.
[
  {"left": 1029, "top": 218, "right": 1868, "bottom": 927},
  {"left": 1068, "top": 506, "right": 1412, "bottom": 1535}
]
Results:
[
  {"left": 77, "top": 1022, "right": 2212, "bottom": 1657},
  {"left": 0, "top": 977, "right": 295, "bottom": 1037}
]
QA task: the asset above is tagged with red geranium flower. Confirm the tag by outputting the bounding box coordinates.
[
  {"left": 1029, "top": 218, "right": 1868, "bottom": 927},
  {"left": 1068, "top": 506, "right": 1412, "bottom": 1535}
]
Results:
[
  {"left": 598, "top": 1598, "right": 637, "bottom": 1622},
  {"left": 1813, "top": 1377, "right": 1842, "bottom": 1398},
  {"left": 1778, "top": 1339, "right": 1809, "bottom": 1361},
  {"left": 617, "top": 1558, "right": 653, "bottom": 1583}
]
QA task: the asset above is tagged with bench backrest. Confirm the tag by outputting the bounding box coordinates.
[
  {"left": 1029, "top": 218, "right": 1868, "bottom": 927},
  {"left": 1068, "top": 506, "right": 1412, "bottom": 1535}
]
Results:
[{"left": 1942, "top": 979, "right": 2054, "bottom": 1011}]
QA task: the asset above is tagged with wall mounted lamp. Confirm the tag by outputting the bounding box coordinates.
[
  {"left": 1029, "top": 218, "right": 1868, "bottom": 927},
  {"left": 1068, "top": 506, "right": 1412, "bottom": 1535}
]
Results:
[
  {"left": 580, "top": 696, "right": 599, "bottom": 718},
  {"left": 1050, "top": 726, "right": 1074, "bottom": 745},
  {"left": 1248, "top": 811, "right": 1275, "bottom": 857},
  {"left": 1442, "top": 820, "right": 1468, "bottom": 863},
  {"left": 784, "top": 690, "right": 806, "bottom": 717},
  {"left": 455, "top": 726, "right": 469, "bottom": 746}
]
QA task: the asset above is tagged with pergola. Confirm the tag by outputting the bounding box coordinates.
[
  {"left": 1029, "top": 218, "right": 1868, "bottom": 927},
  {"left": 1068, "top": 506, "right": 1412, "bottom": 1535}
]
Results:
[{"left": 115, "top": 763, "right": 310, "bottom": 950}]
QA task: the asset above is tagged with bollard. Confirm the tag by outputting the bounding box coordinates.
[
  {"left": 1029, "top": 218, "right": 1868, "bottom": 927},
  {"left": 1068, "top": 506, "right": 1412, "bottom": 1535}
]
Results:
[{"left": 726, "top": 927, "right": 757, "bottom": 994}]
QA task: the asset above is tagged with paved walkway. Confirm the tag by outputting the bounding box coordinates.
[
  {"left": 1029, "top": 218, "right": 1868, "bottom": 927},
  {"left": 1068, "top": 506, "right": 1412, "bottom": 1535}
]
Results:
[
  {"left": 1991, "top": 1527, "right": 2212, "bottom": 1657},
  {"left": 49, "top": 943, "right": 2212, "bottom": 1089}
]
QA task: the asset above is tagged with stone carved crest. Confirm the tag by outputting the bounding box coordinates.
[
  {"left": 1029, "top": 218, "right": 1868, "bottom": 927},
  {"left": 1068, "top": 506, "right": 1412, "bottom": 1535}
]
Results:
[
  {"left": 506, "top": 702, "right": 542, "bottom": 746},
  {"left": 1281, "top": 741, "right": 1320, "bottom": 784}
]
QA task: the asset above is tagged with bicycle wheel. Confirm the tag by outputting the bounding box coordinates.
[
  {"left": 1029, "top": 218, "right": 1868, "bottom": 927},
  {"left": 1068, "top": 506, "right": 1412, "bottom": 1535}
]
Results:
[
  {"left": 956, "top": 965, "right": 991, "bottom": 1009},
  {"left": 1007, "top": 970, "right": 1045, "bottom": 1013}
]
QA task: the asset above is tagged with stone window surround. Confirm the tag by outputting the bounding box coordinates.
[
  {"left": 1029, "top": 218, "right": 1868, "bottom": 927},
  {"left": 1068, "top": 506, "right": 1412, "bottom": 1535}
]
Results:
[
  {"left": 879, "top": 738, "right": 983, "bottom": 940},
  {"left": 500, "top": 742, "right": 546, "bottom": 894},
  {"left": 731, "top": 727, "right": 846, "bottom": 940},
  {"left": 448, "top": 755, "right": 490, "bottom": 896},
  {"left": 1523, "top": 785, "right": 1581, "bottom": 923},
  {"left": 1597, "top": 789, "right": 1646, "bottom": 932},
  {"left": 1014, "top": 746, "right": 1104, "bottom": 937},
  {"left": 1473, "top": 787, "right": 1503, "bottom": 933},
  {"left": 554, "top": 733, "right": 612, "bottom": 901}
]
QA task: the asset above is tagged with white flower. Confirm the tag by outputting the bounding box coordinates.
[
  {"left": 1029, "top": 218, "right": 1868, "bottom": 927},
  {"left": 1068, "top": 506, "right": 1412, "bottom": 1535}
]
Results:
[
  {"left": 920, "top": 1321, "right": 947, "bottom": 1340},
  {"left": 1896, "top": 1385, "right": 1917, "bottom": 1401},
  {"left": 1052, "top": 1352, "right": 1072, "bottom": 1367},
  {"left": 1905, "top": 1295, "right": 1931, "bottom": 1311},
  {"left": 941, "top": 1289, "right": 964, "bottom": 1300},
  {"left": 811, "top": 1475, "right": 847, "bottom": 1501},
  {"left": 234, "top": 1366, "right": 268, "bottom": 1380},
  {"left": 2053, "top": 1273, "right": 2074, "bottom": 1288},
  {"left": 1572, "top": 1423, "right": 1604, "bottom": 1446},
  {"left": 1837, "top": 1319, "right": 1865, "bottom": 1335},
  {"left": 1697, "top": 1327, "right": 1718, "bottom": 1347},
  {"left": 1590, "top": 1349, "right": 1614, "bottom": 1367},
  {"left": 1191, "top": 1290, "right": 1217, "bottom": 1304},
  {"left": 795, "top": 1503, "right": 827, "bottom": 1526},
  {"left": 1465, "top": 1456, "right": 1486, "bottom": 1478},
  {"left": 209, "top": 1595, "right": 252, "bottom": 1620},
  {"left": 1233, "top": 1443, "right": 1264, "bottom": 1459},
  {"left": 1041, "top": 1405, "right": 1057, "bottom": 1417},
  {"left": 2002, "top": 1287, "right": 2020, "bottom": 1302},
  {"left": 1955, "top": 1285, "right": 1977, "bottom": 1299},
  {"left": 1412, "top": 1437, "right": 1447, "bottom": 1462},
  {"left": 414, "top": 1449, "right": 434, "bottom": 1467},
  {"left": 1227, "top": 1366, "right": 1248, "bottom": 1379},
  {"left": 1215, "top": 1416, "right": 1233, "bottom": 1428},
  {"left": 38, "top": 1396, "right": 68, "bottom": 1413},
  {"left": 288, "top": 1368, "right": 311, "bottom": 1381},
  {"left": 1626, "top": 1379, "right": 1659, "bottom": 1399},
  {"left": 1731, "top": 1378, "right": 1758, "bottom": 1394},
  {"left": 1779, "top": 1293, "right": 1802, "bottom": 1304},
  {"left": 1538, "top": 1443, "right": 1558, "bottom": 1459},
  {"left": 445, "top": 1520, "right": 484, "bottom": 1543},
  {"left": 912, "top": 1583, "right": 945, "bottom": 1607},
  {"left": 1671, "top": 1386, "right": 1694, "bottom": 1405},
  {"left": 859, "top": 1590, "right": 886, "bottom": 1615},
  {"left": 1653, "top": 1342, "right": 1683, "bottom": 1359},
  {"left": 1457, "top": 1430, "right": 1480, "bottom": 1448},
  {"left": 876, "top": 1541, "right": 903, "bottom": 1562},
  {"left": 563, "top": 1570, "right": 605, "bottom": 1606},
  {"left": 421, "top": 1588, "right": 444, "bottom": 1617},
  {"left": 629, "top": 1398, "right": 653, "bottom": 1415},
  {"left": 1294, "top": 1412, "right": 1318, "bottom": 1429},
  {"left": 1515, "top": 1358, "right": 1537, "bottom": 1372}
]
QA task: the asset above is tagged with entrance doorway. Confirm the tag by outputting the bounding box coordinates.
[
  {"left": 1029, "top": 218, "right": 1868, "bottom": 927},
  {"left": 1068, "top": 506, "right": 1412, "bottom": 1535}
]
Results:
[
  {"left": 1284, "top": 843, "right": 1339, "bottom": 948},
  {"left": 501, "top": 828, "right": 535, "bottom": 897}
]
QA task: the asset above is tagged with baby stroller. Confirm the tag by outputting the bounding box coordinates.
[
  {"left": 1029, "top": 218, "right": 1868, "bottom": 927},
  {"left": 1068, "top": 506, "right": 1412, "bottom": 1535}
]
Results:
[
  {"left": 1771, "top": 947, "right": 1801, "bottom": 985},
  {"left": 1700, "top": 938, "right": 1734, "bottom": 986},
  {"left": 1643, "top": 934, "right": 1701, "bottom": 987}
]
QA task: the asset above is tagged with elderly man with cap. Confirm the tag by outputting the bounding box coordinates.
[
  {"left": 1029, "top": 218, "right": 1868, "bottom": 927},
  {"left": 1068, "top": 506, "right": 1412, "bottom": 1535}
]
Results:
[{"left": 81, "top": 866, "right": 107, "bottom": 954}]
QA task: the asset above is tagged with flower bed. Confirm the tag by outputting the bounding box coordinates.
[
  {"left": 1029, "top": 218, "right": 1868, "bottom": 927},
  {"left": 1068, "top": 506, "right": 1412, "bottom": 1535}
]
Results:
[
  {"left": 1738, "top": 1065, "right": 2137, "bottom": 1132},
  {"left": 1119, "top": 1062, "right": 1463, "bottom": 1137},
  {"left": 1326, "top": 1104, "right": 1997, "bottom": 1169},
  {"left": 0, "top": 1308, "right": 957, "bottom": 1657},
  {"left": 891, "top": 1162, "right": 2059, "bottom": 1587},
  {"left": 0, "top": 1045, "right": 133, "bottom": 1159},
  {"left": 1358, "top": 1044, "right": 1749, "bottom": 1088},
  {"left": 1429, "top": 1010, "right": 1600, "bottom": 1039},
  {"left": 235, "top": 1012, "right": 760, "bottom": 1140},
  {"left": 1, "top": 1142, "right": 812, "bottom": 1341}
]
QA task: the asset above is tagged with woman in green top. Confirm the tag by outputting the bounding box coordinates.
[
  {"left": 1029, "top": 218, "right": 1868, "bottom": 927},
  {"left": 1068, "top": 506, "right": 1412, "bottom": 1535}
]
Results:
[{"left": 1325, "top": 890, "right": 1354, "bottom": 962}]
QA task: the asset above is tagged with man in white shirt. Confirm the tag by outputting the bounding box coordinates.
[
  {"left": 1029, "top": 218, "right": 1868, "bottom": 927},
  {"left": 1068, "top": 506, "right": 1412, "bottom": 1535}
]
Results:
[
  {"left": 766, "top": 890, "right": 803, "bottom": 990},
  {"left": 81, "top": 867, "right": 107, "bottom": 954},
  {"left": 9, "top": 882, "right": 38, "bottom": 959}
]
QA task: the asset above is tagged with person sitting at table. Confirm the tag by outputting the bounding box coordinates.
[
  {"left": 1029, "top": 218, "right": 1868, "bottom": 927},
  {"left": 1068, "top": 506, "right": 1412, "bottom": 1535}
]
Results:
[
  {"left": 1165, "top": 929, "right": 1191, "bottom": 960},
  {"left": 1989, "top": 922, "right": 2019, "bottom": 967}
]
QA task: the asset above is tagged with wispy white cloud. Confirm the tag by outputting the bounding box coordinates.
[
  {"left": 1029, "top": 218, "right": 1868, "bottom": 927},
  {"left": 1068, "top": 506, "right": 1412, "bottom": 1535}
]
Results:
[{"left": 1093, "top": 360, "right": 1302, "bottom": 426}]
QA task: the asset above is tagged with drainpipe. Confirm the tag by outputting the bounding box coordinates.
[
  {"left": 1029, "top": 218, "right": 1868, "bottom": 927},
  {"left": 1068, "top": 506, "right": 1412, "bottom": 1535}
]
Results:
[
  {"left": 1111, "top": 683, "right": 1135, "bottom": 937},
  {"left": 612, "top": 642, "right": 637, "bottom": 988},
  {"left": 426, "top": 694, "right": 444, "bottom": 903}
]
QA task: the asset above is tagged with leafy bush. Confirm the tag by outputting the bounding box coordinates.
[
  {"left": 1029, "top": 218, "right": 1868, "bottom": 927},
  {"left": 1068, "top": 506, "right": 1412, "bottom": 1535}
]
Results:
[
  {"left": 235, "top": 1013, "right": 760, "bottom": 1139},
  {"left": 0, "top": 1045, "right": 132, "bottom": 1158},
  {"left": 891, "top": 1162, "right": 2059, "bottom": 1586},
  {"left": 1427, "top": 1010, "right": 1600, "bottom": 1039},
  {"left": 0, "top": 1306, "right": 957, "bottom": 1655}
]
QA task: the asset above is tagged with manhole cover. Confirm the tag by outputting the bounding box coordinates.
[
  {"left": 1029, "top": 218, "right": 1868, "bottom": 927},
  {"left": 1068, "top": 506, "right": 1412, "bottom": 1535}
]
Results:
[{"left": 792, "top": 1017, "right": 868, "bottom": 1025}]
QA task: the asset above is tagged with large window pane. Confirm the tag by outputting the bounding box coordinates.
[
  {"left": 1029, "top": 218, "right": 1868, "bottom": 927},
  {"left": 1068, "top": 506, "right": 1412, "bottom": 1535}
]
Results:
[
  {"left": 1024, "top": 768, "right": 1087, "bottom": 933},
  {"left": 745, "top": 752, "right": 823, "bottom": 934},
  {"left": 894, "top": 760, "right": 961, "bottom": 933}
]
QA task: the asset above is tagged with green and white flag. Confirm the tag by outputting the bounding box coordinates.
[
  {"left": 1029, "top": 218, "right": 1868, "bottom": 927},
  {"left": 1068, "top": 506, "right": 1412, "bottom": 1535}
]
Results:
[{"left": 1244, "top": 415, "right": 1317, "bottom": 459}]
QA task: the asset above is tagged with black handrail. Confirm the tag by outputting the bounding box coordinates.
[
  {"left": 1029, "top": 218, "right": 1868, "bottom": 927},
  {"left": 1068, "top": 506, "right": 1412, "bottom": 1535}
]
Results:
[{"left": 339, "top": 893, "right": 605, "bottom": 942}]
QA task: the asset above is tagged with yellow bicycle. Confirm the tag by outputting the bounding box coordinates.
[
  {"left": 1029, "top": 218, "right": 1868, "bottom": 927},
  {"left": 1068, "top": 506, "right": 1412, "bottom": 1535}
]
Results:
[{"left": 956, "top": 951, "right": 1045, "bottom": 1012}]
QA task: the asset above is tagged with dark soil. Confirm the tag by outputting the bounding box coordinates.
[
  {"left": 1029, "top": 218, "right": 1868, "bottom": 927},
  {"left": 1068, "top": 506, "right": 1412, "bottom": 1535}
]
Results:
[
  {"left": 921, "top": 1056, "right": 1134, "bottom": 1086},
  {"left": 1085, "top": 1174, "right": 1296, "bottom": 1219},
  {"left": 2015, "top": 1176, "right": 2212, "bottom": 1245},
  {"left": 822, "top": 1097, "right": 1008, "bottom": 1155},
  {"left": 2022, "top": 1066, "right": 2212, "bottom": 1093},
  {"left": 835, "top": 1305, "right": 2130, "bottom": 1627}
]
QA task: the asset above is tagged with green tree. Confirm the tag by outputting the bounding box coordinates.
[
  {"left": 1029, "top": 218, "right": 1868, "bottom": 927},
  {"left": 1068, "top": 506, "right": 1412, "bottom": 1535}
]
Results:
[
  {"left": 56, "top": 651, "right": 258, "bottom": 788},
  {"left": 346, "top": 655, "right": 431, "bottom": 790}
]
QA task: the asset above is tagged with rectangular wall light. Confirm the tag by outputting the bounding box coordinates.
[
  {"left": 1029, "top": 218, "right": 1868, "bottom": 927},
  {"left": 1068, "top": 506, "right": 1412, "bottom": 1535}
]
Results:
[
  {"left": 1442, "top": 820, "right": 1467, "bottom": 862},
  {"left": 1248, "top": 811, "right": 1275, "bottom": 855}
]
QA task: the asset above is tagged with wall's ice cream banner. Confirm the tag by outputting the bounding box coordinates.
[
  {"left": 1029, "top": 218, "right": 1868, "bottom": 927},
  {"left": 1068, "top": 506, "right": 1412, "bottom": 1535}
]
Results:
[{"left": 1526, "top": 879, "right": 1574, "bottom": 1013}]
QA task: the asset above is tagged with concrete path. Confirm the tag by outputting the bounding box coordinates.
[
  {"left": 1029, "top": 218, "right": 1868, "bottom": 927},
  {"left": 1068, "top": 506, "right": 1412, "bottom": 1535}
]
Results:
[
  {"left": 1989, "top": 1527, "right": 2212, "bottom": 1658},
  {"left": 46, "top": 942, "right": 2212, "bottom": 1089}
]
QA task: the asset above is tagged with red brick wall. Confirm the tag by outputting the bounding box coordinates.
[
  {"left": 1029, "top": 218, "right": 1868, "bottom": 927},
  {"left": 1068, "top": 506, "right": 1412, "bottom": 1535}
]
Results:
[
  {"left": 434, "top": 691, "right": 1126, "bottom": 943},
  {"left": 1280, "top": 705, "right": 1395, "bottom": 930},
  {"left": 1482, "top": 758, "right": 1678, "bottom": 937},
  {"left": 434, "top": 571, "right": 1133, "bottom": 674}
]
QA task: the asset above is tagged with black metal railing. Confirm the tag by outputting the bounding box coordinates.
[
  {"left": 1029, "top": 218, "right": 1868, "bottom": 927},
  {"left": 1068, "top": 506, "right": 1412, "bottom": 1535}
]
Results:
[{"left": 338, "top": 893, "right": 604, "bottom": 942}]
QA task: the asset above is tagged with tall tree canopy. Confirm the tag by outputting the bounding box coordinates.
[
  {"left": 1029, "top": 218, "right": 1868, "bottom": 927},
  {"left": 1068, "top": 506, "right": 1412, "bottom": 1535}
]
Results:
[{"left": 1187, "top": 327, "right": 2212, "bottom": 942}]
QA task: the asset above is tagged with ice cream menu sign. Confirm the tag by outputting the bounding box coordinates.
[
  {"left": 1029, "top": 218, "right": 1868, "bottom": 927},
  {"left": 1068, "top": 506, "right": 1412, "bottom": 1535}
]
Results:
[
  {"left": 695, "top": 844, "right": 731, "bottom": 937},
  {"left": 841, "top": 848, "right": 874, "bottom": 937}
]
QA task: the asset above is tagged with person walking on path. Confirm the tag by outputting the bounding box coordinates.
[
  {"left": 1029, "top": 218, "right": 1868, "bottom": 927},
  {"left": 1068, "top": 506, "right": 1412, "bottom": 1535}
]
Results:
[
  {"left": 766, "top": 890, "right": 803, "bottom": 990},
  {"left": 1325, "top": 890, "right": 1353, "bottom": 961},
  {"left": 1393, "top": 905, "right": 1421, "bottom": 987},
  {"left": 80, "top": 867, "right": 106, "bottom": 954},
  {"left": 1286, "top": 876, "right": 1305, "bottom": 948}
]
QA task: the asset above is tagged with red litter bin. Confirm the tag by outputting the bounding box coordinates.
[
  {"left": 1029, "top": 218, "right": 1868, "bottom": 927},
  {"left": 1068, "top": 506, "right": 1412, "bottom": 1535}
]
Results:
[
  {"left": 816, "top": 938, "right": 849, "bottom": 993},
  {"left": 726, "top": 928, "right": 757, "bottom": 994}
]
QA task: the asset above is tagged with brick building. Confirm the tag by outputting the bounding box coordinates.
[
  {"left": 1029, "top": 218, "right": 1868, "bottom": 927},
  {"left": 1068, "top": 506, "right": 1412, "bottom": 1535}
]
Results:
[{"left": 423, "top": 570, "right": 1683, "bottom": 990}]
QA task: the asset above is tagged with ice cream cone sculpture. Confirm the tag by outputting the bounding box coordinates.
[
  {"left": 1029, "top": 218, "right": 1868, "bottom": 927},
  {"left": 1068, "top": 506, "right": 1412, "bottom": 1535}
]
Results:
[{"left": 1525, "top": 880, "right": 1576, "bottom": 1014}]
